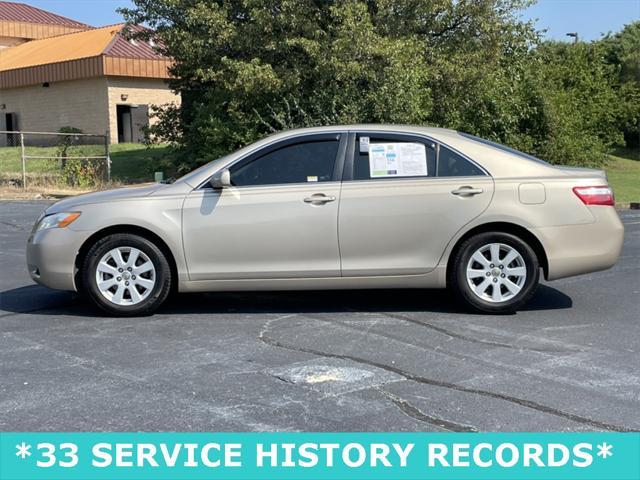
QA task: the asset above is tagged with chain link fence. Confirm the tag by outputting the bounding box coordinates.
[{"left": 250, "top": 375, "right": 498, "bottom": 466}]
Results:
[{"left": 0, "top": 130, "right": 111, "bottom": 190}]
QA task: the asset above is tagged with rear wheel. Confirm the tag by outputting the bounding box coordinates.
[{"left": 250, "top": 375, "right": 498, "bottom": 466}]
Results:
[
  {"left": 450, "top": 232, "right": 540, "bottom": 314},
  {"left": 82, "top": 234, "right": 172, "bottom": 316}
]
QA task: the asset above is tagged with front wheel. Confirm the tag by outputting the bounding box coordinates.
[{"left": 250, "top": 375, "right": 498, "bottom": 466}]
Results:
[
  {"left": 82, "top": 234, "right": 172, "bottom": 316},
  {"left": 449, "top": 232, "right": 540, "bottom": 314}
]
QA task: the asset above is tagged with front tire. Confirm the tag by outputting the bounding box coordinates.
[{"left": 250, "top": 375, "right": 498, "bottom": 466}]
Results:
[
  {"left": 82, "top": 234, "right": 172, "bottom": 316},
  {"left": 449, "top": 232, "right": 540, "bottom": 314}
]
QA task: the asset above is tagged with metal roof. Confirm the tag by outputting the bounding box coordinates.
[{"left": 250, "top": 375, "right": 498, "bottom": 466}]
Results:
[
  {"left": 103, "top": 25, "right": 165, "bottom": 60},
  {"left": 0, "top": 24, "right": 166, "bottom": 72},
  {"left": 0, "top": 1, "right": 90, "bottom": 28}
]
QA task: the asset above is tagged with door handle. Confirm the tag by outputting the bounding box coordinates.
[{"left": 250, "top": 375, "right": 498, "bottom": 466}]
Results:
[
  {"left": 304, "top": 194, "right": 336, "bottom": 205},
  {"left": 451, "top": 186, "right": 484, "bottom": 196}
]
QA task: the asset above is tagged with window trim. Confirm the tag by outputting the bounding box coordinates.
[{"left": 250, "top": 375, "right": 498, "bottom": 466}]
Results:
[
  {"left": 343, "top": 130, "right": 490, "bottom": 183},
  {"left": 200, "top": 132, "right": 347, "bottom": 190}
]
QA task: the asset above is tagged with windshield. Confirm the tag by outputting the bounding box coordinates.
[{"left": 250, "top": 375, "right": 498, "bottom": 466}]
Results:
[{"left": 459, "top": 133, "right": 550, "bottom": 165}]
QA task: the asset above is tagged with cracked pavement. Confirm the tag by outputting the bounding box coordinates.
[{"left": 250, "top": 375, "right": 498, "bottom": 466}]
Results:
[{"left": 1, "top": 201, "right": 639, "bottom": 432}]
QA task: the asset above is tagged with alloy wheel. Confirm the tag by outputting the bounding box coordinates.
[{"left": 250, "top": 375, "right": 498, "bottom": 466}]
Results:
[
  {"left": 95, "top": 246, "right": 156, "bottom": 306},
  {"left": 465, "top": 243, "right": 527, "bottom": 303}
]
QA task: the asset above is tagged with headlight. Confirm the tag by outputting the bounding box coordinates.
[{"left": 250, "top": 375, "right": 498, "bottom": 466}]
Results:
[{"left": 35, "top": 212, "right": 81, "bottom": 232}]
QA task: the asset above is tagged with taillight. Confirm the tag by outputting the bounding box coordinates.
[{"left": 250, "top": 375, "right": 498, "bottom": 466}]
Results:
[{"left": 572, "top": 185, "right": 615, "bottom": 206}]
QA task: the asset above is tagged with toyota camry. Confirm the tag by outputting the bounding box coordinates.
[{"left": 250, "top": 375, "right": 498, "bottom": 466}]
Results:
[{"left": 27, "top": 125, "right": 624, "bottom": 316}]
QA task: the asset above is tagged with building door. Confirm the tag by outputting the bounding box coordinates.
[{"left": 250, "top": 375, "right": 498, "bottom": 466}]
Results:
[
  {"left": 117, "top": 105, "right": 132, "bottom": 143},
  {"left": 0, "top": 113, "right": 18, "bottom": 146},
  {"left": 131, "top": 104, "right": 149, "bottom": 143},
  {"left": 117, "top": 104, "right": 149, "bottom": 143}
]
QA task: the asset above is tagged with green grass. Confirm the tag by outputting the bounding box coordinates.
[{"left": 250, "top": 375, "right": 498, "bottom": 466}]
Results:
[
  {"left": 109, "top": 144, "right": 175, "bottom": 182},
  {"left": 0, "top": 143, "right": 176, "bottom": 183},
  {"left": 606, "top": 147, "right": 640, "bottom": 204}
]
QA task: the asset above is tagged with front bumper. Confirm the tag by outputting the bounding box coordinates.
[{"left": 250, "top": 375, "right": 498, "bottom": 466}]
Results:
[
  {"left": 532, "top": 206, "right": 625, "bottom": 281},
  {"left": 26, "top": 227, "right": 91, "bottom": 291}
]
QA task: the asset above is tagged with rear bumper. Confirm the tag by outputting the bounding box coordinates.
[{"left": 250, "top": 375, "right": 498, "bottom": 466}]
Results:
[
  {"left": 26, "top": 227, "right": 91, "bottom": 291},
  {"left": 532, "top": 206, "right": 624, "bottom": 281}
]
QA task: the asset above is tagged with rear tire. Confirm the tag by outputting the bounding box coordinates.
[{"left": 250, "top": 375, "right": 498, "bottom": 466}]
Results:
[
  {"left": 82, "top": 233, "right": 172, "bottom": 316},
  {"left": 449, "top": 232, "right": 540, "bottom": 314}
]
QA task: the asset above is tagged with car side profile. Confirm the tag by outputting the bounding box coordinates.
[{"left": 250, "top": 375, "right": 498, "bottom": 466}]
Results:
[{"left": 27, "top": 125, "right": 624, "bottom": 316}]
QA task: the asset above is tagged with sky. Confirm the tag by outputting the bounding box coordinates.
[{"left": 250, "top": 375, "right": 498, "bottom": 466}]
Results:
[{"left": 20, "top": 0, "right": 640, "bottom": 41}]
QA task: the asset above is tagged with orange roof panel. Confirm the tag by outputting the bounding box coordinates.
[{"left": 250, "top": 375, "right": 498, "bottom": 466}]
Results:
[{"left": 0, "top": 24, "right": 124, "bottom": 71}]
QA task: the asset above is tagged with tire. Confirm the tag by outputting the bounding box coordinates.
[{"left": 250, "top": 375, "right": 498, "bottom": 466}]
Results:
[
  {"left": 82, "top": 233, "right": 172, "bottom": 316},
  {"left": 449, "top": 232, "right": 540, "bottom": 314}
]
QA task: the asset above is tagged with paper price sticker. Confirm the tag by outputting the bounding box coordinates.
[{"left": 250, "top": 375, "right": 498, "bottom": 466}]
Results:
[{"left": 369, "top": 142, "right": 427, "bottom": 178}]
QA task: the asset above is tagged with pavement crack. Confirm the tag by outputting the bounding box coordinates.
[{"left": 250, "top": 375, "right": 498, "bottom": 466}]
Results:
[
  {"left": 383, "top": 312, "right": 580, "bottom": 354},
  {"left": 258, "top": 317, "right": 635, "bottom": 433},
  {"left": 375, "top": 387, "right": 477, "bottom": 432}
]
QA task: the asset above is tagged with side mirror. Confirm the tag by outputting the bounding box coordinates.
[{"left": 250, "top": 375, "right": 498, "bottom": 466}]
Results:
[{"left": 209, "top": 169, "right": 231, "bottom": 189}]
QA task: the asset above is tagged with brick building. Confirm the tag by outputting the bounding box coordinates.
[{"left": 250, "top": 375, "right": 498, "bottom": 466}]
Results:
[{"left": 0, "top": 2, "right": 180, "bottom": 145}]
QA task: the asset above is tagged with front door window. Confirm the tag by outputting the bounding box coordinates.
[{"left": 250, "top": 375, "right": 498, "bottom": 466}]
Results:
[{"left": 230, "top": 139, "right": 339, "bottom": 187}]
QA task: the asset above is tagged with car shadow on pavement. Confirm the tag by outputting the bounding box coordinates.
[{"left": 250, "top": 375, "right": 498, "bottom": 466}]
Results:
[{"left": 0, "top": 283, "right": 572, "bottom": 318}]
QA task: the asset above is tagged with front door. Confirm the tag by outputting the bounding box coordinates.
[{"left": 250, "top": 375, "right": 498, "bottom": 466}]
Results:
[
  {"left": 338, "top": 132, "right": 494, "bottom": 276},
  {"left": 182, "top": 133, "right": 346, "bottom": 280}
]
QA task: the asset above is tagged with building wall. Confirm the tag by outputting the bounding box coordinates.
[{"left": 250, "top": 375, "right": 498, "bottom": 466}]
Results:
[
  {"left": 106, "top": 77, "right": 180, "bottom": 144},
  {"left": 0, "top": 76, "right": 180, "bottom": 144},
  {"left": 0, "top": 77, "right": 109, "bottom": 139}
]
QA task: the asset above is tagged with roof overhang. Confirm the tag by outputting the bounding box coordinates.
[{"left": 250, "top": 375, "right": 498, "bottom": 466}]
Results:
[{"left": 0, "top": 55, "right": 173, "bottom": 88}]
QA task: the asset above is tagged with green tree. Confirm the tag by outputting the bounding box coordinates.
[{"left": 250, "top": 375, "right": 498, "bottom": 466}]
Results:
[
  {"left": 518, "top": 41, "right": 623, "bottom": 166},
  {"left": 121, "top": 0, "right": 627, "bottom": 169},
  {"left": 121, "top": 0, "right": 537, "bottom": 169},
  {"left": 601, "top": 22, "right": 640, "bottom": 148}
]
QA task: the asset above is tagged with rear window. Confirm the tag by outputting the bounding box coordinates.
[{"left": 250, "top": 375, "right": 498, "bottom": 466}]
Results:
[{"left": 459, "top": 133, "right": 550, "bottom": 165}]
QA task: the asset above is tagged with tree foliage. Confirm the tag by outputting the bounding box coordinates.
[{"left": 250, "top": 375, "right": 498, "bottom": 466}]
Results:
[
  {"left": 120, "top": 1, "right": 636, "bottom": 170},
  {"left": 601, "top": 22, "right": 640, "bottom": 148}
]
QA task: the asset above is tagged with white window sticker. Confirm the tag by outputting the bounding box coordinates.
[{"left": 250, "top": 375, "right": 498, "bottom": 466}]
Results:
[
  {"left": 359, "top": 136, "right": 370, "bottom": 153},
  {"left": 368, "top": 142, "right": 427, "bottom": 178},
  {"left": 307, "top": 175, "right": 318, "bottom": 182}
]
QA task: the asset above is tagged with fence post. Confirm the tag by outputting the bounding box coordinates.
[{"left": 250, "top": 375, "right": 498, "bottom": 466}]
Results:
[
  {"left": 105, "top": 130, "right": 111, "bottom": 183},
  {"left": 20, "top": 132, "right": 26, "bottom": 191}
]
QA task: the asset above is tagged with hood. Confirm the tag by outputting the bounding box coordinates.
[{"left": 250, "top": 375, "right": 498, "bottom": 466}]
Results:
[{"left": 46, "top": 183, "right": 165, "bottom": 214}]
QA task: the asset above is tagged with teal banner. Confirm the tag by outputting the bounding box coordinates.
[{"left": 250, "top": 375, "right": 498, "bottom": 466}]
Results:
[{"left": 1, "top": 432, "right": 638, "bottom": 480}]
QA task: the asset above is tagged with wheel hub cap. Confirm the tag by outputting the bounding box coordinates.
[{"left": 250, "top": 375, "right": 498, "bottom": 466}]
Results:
[
  {"left": 466, "top": 243, "right": 527, "bottom": 303},
  {"left": 95, "top": 247, "right": 156, "bottom": 306}
]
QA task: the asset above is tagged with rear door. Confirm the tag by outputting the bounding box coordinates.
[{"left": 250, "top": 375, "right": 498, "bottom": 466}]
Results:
[
  {"left": 182, "top": 133, "right": 347, "bottom": 280},
  {"left": 338, "top": 131, "right": 494, "bottom": 276}
]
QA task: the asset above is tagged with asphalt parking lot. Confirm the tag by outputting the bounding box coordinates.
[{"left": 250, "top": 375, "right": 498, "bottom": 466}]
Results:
[{"left": 1, "top": 201, "right": 639, "bottom": 432}]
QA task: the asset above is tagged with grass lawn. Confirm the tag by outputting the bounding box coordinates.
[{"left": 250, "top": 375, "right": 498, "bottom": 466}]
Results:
[
  {"left": 0, "top": 143, "right": 176, "bottom": 183},
  {"left": 606, "top": 147, "right": 640, "bottom": 204},
  {"left": 109, "top": 144, "right": 176, "bottom": 182}
]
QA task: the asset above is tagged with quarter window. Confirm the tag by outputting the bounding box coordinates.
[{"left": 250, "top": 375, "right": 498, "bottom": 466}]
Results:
[
  {"left": 353, "top": 135, "right": 436, "bottom": 180},
  {"left": 437, "top": 146, "right": 484, "bottom": 177},
  {"left": 230, "top": 140, "right": 339, "bottom": 187}
]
